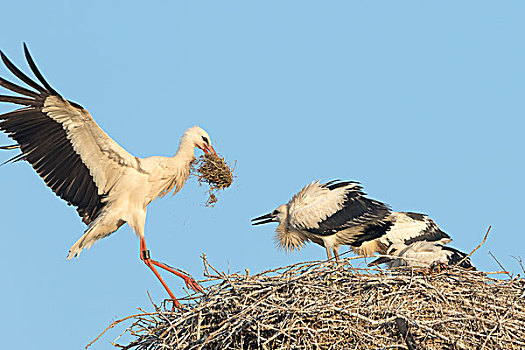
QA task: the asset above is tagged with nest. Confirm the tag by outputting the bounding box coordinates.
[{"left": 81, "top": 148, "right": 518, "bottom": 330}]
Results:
[
  {"left": 100, "top": 256, "right": 525, "bottom": 350},
  {"left": 191, "top": 154, "right": 234, "bottom": 206}
]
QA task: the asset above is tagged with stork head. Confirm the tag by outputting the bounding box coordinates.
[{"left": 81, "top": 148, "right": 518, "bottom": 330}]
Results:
[
  {"left": 252, "top": 204, "right": 308, "bottom": 252},
  {"left": 251, "top": 204, "right": 288, "bottom": 226},
  {"left": 184, "top": 126, "right": 216, "bottom": 155}
]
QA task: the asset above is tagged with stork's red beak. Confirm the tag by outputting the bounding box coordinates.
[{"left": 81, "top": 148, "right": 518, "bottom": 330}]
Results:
[
  {"left": 198, "top": 144, "right": 216, "bottom": 155},
  {"left": 204, "top": 145, "right": 216, "bottom": 155}
]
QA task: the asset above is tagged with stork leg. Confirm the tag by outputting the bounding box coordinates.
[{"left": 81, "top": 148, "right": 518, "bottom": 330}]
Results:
[
  {"left": 325, "top": 245, "right": 334, "bottom": 263},
  {"left": 139, "top": 237, "right": 203, "bottom": 307},
  {"left": 149, "top": 260, "right": 203, "bottom": 292},
  {"left": 140, "top": 250, "right": 182, "bottom": 309},
  {"left": 333, "top": 248, "right": 340, "bottom": 262}
]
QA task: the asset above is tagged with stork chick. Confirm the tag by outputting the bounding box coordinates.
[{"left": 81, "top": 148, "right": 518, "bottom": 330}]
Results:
[
  {"left": 0, "top": 45, "right": 217, "bottom": 308},
  {"left": 252, "top": 180, "right": 452, "bottom": 262},
  {"left": 368, "top": 241, "right": 475, "bottom": 269},
  {"left": 252, "top": 180, "right": 391, "bottom": 261}
]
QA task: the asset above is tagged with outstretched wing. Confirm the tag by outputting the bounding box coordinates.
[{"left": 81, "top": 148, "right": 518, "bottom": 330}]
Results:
[
  {"left": 289, "top": 180, "right": 391, "bottom": 236},
  {"left": 0, "top": 44, "right": 138, "bottom": 224}
]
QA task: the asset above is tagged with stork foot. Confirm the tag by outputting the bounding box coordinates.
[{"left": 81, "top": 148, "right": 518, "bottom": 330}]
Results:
[
  {"left": 148, "top": 258, "right": 204, "bottom": 294},
  {"left": 141, "top": 256, "right": 183, "bottom": 309},
  {"left": 139, "top": 238, "right": 203, "bottom": 308},
  {"left": 180, "top": 274, "right": 203, "bottom": 293},
  {"left": 429, "top": 261, "right": 447, "bottom": 274}
]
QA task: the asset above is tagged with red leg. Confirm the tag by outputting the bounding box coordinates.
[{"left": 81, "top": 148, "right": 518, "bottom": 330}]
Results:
[
  {"left": 333, "top": 248, "right": 340, "bottom": 262},
  {"left": 139, "top": 237, "right": 202, "bottom": 306},
  {"left": 141, "top": 256, "right": 182, "bottom": 309},
  {"left": 149, "top": 259, "right": 203, "bottom": 292}
]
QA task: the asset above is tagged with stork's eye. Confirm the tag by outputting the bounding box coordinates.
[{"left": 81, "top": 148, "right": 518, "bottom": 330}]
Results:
[
  {"left": 272, "top": 210, "right": 279, "bottom": 215},
  {"left": 201, "top": 136, "right": 209, "bottom": 145}
]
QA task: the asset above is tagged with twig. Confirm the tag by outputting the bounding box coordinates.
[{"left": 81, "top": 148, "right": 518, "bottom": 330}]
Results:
[
  {"left": 86, "top": 312, "right": 159, "bottom": 349},
  {"left": 480, "top": 288, "right": 525, "bottom": 349},
  {"left": 457, "top": 226, "right": 491, "bottom": 267},
  {"left": 489, "top": 251, "right": 512, "bottom": 279},
  {"left": 511, "top": 255, "right": 525, "bottom": 275}
]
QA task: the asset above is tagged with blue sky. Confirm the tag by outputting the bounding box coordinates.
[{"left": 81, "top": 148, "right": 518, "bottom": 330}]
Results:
[{"left": 0, "top": 2, "right": 524, "bottom": 349}]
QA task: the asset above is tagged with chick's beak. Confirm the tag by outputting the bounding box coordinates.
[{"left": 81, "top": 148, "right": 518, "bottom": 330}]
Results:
[{"left": 251, "top": 212, "right": 275, "bottom": 226}]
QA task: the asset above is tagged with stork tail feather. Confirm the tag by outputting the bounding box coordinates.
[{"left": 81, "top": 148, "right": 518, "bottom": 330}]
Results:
[{"left": 67, "top": 213, "right": 125, "bottom": 260}]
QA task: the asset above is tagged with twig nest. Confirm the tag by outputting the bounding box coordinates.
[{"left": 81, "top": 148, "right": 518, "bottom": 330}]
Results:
[
  {"left": 191, "top": 153, "right": 234, "bottom": 206},
  {"left": 113, "top": 258, "right": 525, "bottom": 349}
]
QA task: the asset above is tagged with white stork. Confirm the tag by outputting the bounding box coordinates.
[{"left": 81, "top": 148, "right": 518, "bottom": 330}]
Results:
[
  {"left": 251, "top": 180, "right": 452, "bottom": 262},
  {"left": 368, "top": 241, "right": 475, "bottom": 269},
  {"left": 0, "top": 45, "right": 216, "bottom": 307}
]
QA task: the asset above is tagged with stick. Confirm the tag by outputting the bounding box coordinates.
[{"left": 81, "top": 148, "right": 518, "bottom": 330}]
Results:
[
  {"left": 489, "top": 251, "right": 512, "bottom": 279},
  {"left": 456, "top": 225, "right": 491, "bottom": 267},
  {"left": 85, "top": 312, "right": 159, "bottom": 349}
]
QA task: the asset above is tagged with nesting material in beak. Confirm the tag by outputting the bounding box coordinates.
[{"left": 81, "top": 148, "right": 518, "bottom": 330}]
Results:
[{"left": 191, "top": 153, "right": 234, "bottom": 206}]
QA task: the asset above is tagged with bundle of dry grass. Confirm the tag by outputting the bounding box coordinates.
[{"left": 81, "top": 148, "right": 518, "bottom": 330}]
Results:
[
  {"left": 101, "top": 256, "right": 525, "bottom": 350},
  {"left": 191, "top": 154, "right": 234, "bottom": 206}
]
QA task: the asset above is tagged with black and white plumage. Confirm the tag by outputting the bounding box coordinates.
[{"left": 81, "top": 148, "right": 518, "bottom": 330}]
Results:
[
  {"left": 0, "top": 45, "right": 217, "bottom": 306},
  {"left": 251, "top": 180, "right": 452, "bottom": 262},
  {"left": 252, "top": 180, "right": 390, "bottom": 260},
  {"left": 374, "top": 211, "right": 452, "bottom": 251},
  {"left": 369, "top": 241, "right": 475, "bottom": 269}
]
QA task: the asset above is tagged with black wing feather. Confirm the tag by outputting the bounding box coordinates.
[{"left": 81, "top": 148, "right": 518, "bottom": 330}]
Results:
[
  {"left": 368, "top": 256, "right": 392, "bottom": 266},
  {"left": 0, "top": 76, "right": 40, "bottom": 98},
  {"left": 401, "top": 212, "right": 451, "bottom": 245},
  {"left": 441, "top": 246, "right": 475, "bottom": 269},
  {"left": 351, "top": 221, "right": 393, "bottom": 247},
  {"left": 0, "top": 144, "right": 19, "bottom": 150},
  {"left": 0, "top": 95, "right": 40, "bottom": 106},
  {"left": 323, "top": 180, "right": 358, "bottom": 190},
  {"left": 0, "top": 49, "right": 47, "bottom": 94},
  {"left": 307, "top": 181, "right": 391, "bottom": 236},
  {"left": 23, "top": 43, "right": 59, "bottom": 96},
  {"left": 0, "top": 46, "right": 104, "bottom": 224},
  {"left": 1, "top": 152, "right": 25, "bottom": 165}
]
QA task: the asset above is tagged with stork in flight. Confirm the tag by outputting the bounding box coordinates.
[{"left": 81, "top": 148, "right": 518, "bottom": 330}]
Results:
[
  {"left": 368, "top": 241, "right": 475, "bottom": 269},
  {"left": 252, "top": 180, "right": 452, "bottom": 262},
  {"left": 0, "top": 45, "right": 216, "bottom": 307}
]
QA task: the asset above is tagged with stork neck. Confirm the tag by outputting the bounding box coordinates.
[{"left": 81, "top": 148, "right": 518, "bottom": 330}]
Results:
[
  {"left": 159, "top": 139, "right": 196, "bottom": 197},
  {"left": 173, "top": 139, "right": 196, "bottom": 164}
]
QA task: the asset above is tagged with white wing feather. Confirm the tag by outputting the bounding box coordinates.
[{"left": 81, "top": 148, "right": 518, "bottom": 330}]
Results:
[
  {"left": 386, "top": 241, "right": 455, "bottom": 267},
  {"left": 379, "top": 212, "right": 452, "bottom": 246},
  {"left": 43, "top": 96, "right": 139, "bottom": 195},
  {"left": 288, "top": 181, "right": 349, "bottom": 230}
]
